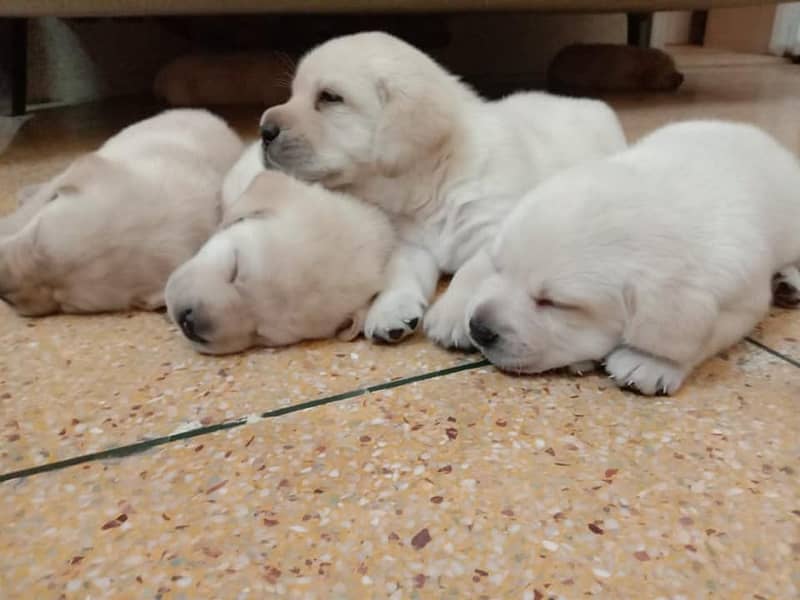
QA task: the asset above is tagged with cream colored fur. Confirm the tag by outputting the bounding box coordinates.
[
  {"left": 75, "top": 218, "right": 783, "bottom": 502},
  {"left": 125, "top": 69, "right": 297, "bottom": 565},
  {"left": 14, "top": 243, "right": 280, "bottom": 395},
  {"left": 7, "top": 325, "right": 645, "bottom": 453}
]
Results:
[
  {"left": 0, "top": 109, "right": 243, "bottom": 316},
  {"left": 258, "top": 31, "right": 627, "bottom": 344},
  {"left": 461, "top": 121, "right": 800, "bottom": 395},
  {"left": 165, "top": 170, "right": 394, "bottom": 354}
]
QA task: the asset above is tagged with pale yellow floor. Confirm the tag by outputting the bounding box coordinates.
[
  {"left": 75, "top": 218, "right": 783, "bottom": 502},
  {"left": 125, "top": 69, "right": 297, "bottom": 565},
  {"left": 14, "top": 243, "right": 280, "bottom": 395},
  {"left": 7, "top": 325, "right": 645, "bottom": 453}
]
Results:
[{"left": 1, "top": 48, "right": 799, "bottom": 599}]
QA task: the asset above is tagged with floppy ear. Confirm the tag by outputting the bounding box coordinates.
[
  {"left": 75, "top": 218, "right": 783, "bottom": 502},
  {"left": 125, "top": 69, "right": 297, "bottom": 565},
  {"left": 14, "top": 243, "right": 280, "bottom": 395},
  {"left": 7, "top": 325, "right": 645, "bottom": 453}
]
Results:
[
  {"left": 221, "top": 195, "right": 275, "bottom": 229},
  {"left": 371, "top": 74, "right": 456, "bottom": 177},
  {"left": 60, "top": 153, "right": 114, "bottom": 185},
  {"left": 16, "top": 183, "right": 44, "bottom": 207},
  {"left": 13, "top": 154, "right": 105, "bottom": 211},
  {"left": 621, "top": 281, "right": 718, "bottom": 365},
  {"left": 0, "top": 225, "right": 43, "bottom": 295},
  {"left": 221, "top": 171, "right": 295, "bottom": 228},
  {"left": 335, "top": 305, "right": 367, "bottom": 341},
  {"left": 0, "top": 241, "right": 17, "bottom": 295}
]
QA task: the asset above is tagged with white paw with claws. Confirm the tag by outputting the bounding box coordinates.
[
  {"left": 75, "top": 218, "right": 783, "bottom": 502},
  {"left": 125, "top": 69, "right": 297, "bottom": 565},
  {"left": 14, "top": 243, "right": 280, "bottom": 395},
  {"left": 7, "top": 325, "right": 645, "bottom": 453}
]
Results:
[
  {"left": 604, "top": 346, "right": 689, "bottom": 396},
  {"left": 364, "top": 290, "right": 426, "bottom": 343},
  {"left": 423, "top": 296, "right": 475, "bottom": 350}
]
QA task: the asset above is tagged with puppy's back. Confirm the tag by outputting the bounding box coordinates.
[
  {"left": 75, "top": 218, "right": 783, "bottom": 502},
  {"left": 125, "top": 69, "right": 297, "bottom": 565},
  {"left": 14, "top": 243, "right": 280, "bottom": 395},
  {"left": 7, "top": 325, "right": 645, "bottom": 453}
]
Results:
[
  {"left": 625, "top": 120, "right": 800, "bottom": 262},
  {"left": 100, "top": 109, "right": 243, "bottom": 180}
]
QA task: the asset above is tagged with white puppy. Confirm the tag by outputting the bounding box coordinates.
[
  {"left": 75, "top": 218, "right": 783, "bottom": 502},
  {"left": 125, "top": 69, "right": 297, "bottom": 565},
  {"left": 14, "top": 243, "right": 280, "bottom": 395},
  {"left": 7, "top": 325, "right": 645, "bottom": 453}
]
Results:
[
  {"left": 221, "top": 141, "right": 265, "bottom": 208},
  {"left": 165, "top": 170, "right": 394, "bottom": 354},
  {"left": 460, "top": 121, "right": 800, "bottom": 395},
  {"left": 257, "top": 31, "right": 627, "bottom": 344},
  {"left": 0, "top": 109, "right": 242, "bottom": 316}
]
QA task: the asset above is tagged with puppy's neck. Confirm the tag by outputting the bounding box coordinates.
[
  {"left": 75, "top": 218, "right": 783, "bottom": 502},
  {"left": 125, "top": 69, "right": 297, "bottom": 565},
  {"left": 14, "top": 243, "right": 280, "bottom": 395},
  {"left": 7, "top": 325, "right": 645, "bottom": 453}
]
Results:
[{"left": 345, "top": 130, "right": 467, "bottom": 219}]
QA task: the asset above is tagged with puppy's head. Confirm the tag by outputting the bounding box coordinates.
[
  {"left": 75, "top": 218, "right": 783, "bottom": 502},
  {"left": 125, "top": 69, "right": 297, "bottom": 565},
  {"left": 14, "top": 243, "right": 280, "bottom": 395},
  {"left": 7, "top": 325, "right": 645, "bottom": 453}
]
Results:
[
  {"left": 464, "top": 186, "right": 626, "bottom": 373},
  {"left": 259, "top": 31, "right": 468, "bottom": 187},
  {"left": 641, "top": 50, "right": 684, "bottom": 91},
  {"left": 0, "top": 154, "right": 135, "bottom": 316},
  {"left": 166, "top": 171, "right": 393, "bottom": 354}
]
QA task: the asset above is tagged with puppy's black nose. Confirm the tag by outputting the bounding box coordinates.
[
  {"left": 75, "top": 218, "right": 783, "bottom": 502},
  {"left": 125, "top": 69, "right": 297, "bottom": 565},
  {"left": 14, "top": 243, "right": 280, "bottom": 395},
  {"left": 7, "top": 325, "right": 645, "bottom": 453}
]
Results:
[
  {"left": 469, "top": 318, "right": 498, "bottom": 348},
  {"left": 177, "top": 308, "right": 207, "bottom": 344},
  {"left": 260, "top": 122, "right": 280, "bottom": 145}
]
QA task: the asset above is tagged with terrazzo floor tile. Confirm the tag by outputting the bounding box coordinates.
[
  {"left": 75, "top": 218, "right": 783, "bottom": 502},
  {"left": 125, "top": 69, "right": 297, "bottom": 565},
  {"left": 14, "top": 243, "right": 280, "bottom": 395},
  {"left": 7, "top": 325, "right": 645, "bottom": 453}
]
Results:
[
  {"left": 1, "top": 341, "right": 798, "bottom": 599},
  {"left": 608, "top": 49, "right": 800, "bottom": 149},
  {"left": 750, "top": 309, "right": 800, "bottom": 364},
  {"left": 0, "top": 304, "right": 467, "bottom": 474}
]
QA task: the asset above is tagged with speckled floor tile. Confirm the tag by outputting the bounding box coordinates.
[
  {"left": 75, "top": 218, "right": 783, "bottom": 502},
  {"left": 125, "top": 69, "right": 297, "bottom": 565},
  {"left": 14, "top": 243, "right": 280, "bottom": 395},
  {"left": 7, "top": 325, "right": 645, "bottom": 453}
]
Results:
[
  {"left": 2, "top": 341, "right": 798, "bottom": 599},
  {"left": 0, "top": 305, "right": 466, "bottom": 473},
  {"left": 750, "top": 309, "right": 800, "bottom": 363}
]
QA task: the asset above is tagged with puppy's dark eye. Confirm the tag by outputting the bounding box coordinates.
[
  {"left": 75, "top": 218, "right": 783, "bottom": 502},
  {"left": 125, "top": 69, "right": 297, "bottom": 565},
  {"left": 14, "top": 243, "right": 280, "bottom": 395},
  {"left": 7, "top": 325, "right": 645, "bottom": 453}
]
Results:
[
  {"left": 316, "top": 90, "right": 343, "bottom": 107},
  {"left": 535, "top": 298, "right": 555, "bottom": 308}
]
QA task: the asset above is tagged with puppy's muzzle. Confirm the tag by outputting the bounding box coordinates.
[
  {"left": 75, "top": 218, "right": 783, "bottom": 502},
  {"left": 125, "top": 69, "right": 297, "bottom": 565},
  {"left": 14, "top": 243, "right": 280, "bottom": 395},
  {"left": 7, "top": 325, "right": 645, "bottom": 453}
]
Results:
[
  {"left": 469, "top": 317, "right": 498, "bottom": 348},
  {"left": 177, "top": 308, "right": 208, "bottom": 344}
]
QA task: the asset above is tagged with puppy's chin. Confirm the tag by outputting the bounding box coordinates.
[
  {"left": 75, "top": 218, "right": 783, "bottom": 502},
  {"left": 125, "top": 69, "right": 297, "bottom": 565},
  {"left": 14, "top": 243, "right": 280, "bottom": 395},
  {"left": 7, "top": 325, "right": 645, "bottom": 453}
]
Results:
[
  {"left": 262, "top": 146, "right": 346, "bottom": 186},
  {"left": 478, "top": 349, "right": 546, "bottom": 375},
  {"left": 475, "top": 339, "right": 576, "bottom": 376},
  {"left": 191, "top": 336, "right": 255, "bottom": 356}
]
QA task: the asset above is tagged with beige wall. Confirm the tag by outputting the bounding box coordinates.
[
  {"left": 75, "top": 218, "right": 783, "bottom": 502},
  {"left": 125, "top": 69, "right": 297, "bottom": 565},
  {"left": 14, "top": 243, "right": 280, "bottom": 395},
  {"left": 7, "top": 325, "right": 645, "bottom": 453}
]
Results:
[{"left": 704, "top": 4, "right": 777, "bottom": 53}]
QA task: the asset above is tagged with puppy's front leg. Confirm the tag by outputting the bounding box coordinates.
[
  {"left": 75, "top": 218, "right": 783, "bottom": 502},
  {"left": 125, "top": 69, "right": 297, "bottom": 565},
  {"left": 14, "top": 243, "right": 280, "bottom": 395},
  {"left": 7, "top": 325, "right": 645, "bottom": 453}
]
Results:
[
  {"left": 365, "top": 242, "right": 439, "bottom": 343},
  {"left": 424, "top": 250, "right": 494, "bottom": 350}
]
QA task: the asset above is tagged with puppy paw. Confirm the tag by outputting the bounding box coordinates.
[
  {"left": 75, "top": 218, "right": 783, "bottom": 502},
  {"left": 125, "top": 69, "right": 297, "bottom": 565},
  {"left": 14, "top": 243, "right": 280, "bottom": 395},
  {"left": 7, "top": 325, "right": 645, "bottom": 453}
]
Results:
[
  {"left": 364, "top": 290, "right": 426, "bottom": 344},
  {"left": 772, "top": 267, "right": 800, "bottom": 308},
  {"left": 423, "top": 297, "right": 475, "bottom": 350},
  {"left": 604, "top": 346, "right": 689, "bottom": 396}
]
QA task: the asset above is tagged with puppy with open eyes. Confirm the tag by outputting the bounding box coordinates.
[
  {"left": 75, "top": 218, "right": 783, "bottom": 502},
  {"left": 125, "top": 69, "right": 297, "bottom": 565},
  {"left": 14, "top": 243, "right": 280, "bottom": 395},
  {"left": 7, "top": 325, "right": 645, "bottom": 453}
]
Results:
[
  {"left": 165, "top": 170, "right": 394, "bottom": 354},
  {"left": 257, "top": 31, "right": 627, "bottom": 345},
  {"left": 456, "top": 121, "right": 800, "bottom": 395},
  {"left": 0, "top": 109, "right": 243, "bottom": 316}
]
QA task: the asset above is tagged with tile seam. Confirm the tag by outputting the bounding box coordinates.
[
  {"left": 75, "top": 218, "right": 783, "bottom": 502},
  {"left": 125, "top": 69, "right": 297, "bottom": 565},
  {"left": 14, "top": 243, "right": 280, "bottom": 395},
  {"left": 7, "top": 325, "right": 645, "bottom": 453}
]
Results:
[
  {"left": 744, "top": 336, "right": 800, "bottom": 369},
  {"left": 0, "top": 358, "right": 491, "bottom": 484}
]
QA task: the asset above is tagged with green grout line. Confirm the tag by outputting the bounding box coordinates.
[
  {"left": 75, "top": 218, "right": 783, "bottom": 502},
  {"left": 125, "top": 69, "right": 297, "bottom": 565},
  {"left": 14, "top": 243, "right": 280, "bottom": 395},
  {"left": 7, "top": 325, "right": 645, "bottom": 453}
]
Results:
[
  {"left": 745, "top": 336, "right": 800, "bottom": 369},
  {"left": 4, "top": 336, "right": 792, "bottom": 484},
  {"left": 0, "top": 358, "right": 491, "bottom": 484}
]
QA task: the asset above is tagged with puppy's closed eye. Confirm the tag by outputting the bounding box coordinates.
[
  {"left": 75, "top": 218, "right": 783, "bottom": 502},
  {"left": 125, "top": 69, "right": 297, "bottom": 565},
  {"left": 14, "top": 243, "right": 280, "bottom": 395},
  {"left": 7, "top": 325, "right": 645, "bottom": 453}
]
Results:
[
  {"left": 316, "top": 89, "right": 344, "bottom": 109},
  {"left": 49, "top": 184, "right": 77, "bottom": 203},
  {"left": 533, "top": 296, "right": 578, "bottom": 310},
  {"left": 223, "top": 209, "right": 270, "bottom": 229},
  {"left": 228, "top": 249, "right": 240, "bottom": 284}
]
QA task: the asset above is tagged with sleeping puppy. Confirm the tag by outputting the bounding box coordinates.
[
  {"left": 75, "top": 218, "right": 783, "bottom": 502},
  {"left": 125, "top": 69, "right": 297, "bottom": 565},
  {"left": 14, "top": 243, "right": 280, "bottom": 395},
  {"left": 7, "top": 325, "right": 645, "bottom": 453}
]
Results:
[
  {"left": 547, "top": 44, "right": 684, "bottom": 96},
  {"left": 0, "top": 109, "right": 242, "bottom": 316},
  {"left": 257, "top": 31, "right": 627, "bottom": 344},
  {"left": 459, "top": 121, "right": 800, "bottom": 395},
  {"left": 165, "top": 170, "right": 394, "bottom": 354}
]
